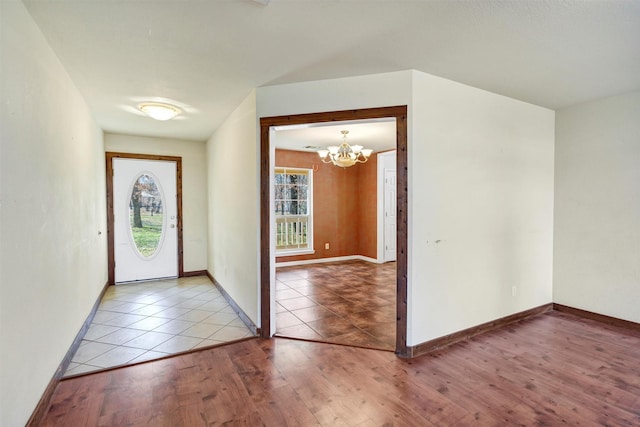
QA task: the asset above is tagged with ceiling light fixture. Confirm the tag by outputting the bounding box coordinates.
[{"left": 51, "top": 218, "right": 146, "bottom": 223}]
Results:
[
  {"left": 318, "top": 130, "right": 373, "bottom": 168},
  {"left": 137, "top": 102, "right": 181, "bottom": 121}
]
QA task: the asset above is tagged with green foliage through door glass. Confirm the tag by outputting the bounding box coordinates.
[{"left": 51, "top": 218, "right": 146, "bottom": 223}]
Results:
[{"left": 129, "top": 173, "right": 164, "bottom": 257}]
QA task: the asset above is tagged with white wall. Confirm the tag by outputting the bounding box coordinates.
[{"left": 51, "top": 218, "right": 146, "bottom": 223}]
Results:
[
  {"left": 410, "top": 72, "right": 555, "bottom": 344},
  {"left": 257, "top": 70, "right": 555, "bottom": 345},
  {"left": 105, "top": 134, "right": 208, "bottom": 272},
  {"left": 257, "top": 71, "right": 413, "bottom": 117},
  {"left": 206, "top": 91, "right": 259, "bottom": 323},
  {"left": 554, "top": 91, "right": 640, "bottom": 323},
  {"left": 0, "top": 2, "right": 107, "bottom": 425}
]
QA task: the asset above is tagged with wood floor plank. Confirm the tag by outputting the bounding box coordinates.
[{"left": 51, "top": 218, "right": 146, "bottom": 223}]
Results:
[
  {"left": 467, "top": 314, "right": 640, "bottom": 424},
  {"left": 38, "top": 311, "right": 640, "bottom": 426}
]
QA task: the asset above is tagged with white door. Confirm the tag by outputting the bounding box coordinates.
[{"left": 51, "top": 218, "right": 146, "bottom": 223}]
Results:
[
  {"left": 384, "top": 169, "right": 397, "bottom": 262},
  {"left": 113, "top": 158, "right": 178, "bottom": 283}
]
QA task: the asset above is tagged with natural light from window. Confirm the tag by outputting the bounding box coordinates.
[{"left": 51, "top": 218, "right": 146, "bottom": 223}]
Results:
[{"left": 275, "top": 167, "right": 313, "bottom": 254}]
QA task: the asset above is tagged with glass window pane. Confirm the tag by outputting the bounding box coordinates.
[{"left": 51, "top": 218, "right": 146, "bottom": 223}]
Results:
[
  {"left": 275, "top": 185, "right": 284, "bottom": 201},
  {"left": 274, "top": 168, "right": 312, "bottom": 251},
  {"left": 129, "top": 173, "right": 163, "bottom": 258}
]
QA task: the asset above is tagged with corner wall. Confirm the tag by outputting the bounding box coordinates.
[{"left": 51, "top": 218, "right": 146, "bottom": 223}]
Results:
[
  {"left": 104, "top": 134, "right": 208, "bottom": 272},
  {"left": 554, "top": 91, "right": 640, "bottom": 323},
  {"left": 410, "top": 72, "right": 555, "bottom": 344},
  {"left": 257, "top": 70, "right": 555, "bottom": 347},
  {"left": 206, "top": 91, "right": 259, "bottom": 323},
  {"left": 0, "top": 3, "right": 107, "bottom": 425}
]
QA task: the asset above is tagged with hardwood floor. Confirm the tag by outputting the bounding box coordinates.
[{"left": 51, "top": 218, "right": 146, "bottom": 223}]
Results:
[
  {"left": 39, "top": 310, "right": 640, "bottom": 426},
  {"left": 275, "top": 260, "right": 396, "bottom": 351}
]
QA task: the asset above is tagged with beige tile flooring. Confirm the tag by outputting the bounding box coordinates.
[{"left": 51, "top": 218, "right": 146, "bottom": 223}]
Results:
[{"left": 64, "top": 276, "right": 254, "bottom": 377}]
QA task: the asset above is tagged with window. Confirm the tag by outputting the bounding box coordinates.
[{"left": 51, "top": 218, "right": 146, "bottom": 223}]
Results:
[{"left": 275, "top": 167, "right": 313, "bottom": 254}]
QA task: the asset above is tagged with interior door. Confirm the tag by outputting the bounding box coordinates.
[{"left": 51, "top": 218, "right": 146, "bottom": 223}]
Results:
[
  {"left": 113, "top": 158, "right": 178, "bottom": 283},
  {"left": 384, "top": 168, "right": 397, "bottom": 262}
]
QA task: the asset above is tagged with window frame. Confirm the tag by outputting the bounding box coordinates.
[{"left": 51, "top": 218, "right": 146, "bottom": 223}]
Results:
[{"left": 274, "top": 167, "right": 314, "bottom": 256}]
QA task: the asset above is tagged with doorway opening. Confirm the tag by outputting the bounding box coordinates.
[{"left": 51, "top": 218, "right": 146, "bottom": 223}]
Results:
[{"left": 260, "top": 106, "right": 408, "bottom": 356}]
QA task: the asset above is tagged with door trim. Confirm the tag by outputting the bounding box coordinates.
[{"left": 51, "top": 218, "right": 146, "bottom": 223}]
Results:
[
  {"left": 259, "top": 105, "right": 409, "bottom": 356},
  {"left": 105, "top": 152, "right": 184, "bottom": 285}
]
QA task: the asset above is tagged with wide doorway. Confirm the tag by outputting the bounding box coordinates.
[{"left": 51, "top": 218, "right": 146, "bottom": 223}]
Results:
[{"left": 260, "top": 106, "right": 408, "bottom": 356}]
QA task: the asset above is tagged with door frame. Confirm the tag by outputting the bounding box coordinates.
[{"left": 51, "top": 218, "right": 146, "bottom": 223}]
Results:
[
  {"left": 105, "top": 152, "right": 184, "bottom": 285},
  {"left": 259, "top": 106, "right": 409, "bottom": 356}
]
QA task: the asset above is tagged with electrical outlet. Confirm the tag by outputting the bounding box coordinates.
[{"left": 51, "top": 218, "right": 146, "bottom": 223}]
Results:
[
  {"left": 325, "top": 243, "right": 330, "bottom": 250},
  {"left": 511, "top": 286, "right": 517, "bottom": 297}
]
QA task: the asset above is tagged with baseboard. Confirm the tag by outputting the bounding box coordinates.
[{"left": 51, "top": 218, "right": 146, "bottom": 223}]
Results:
[
  {"left": 553, "top": 303, "right": 640, "bottom": 332},
  {"left": 406, "top": 303, "right": 554, "bottom": 358},
  {"left": 27, "top": 280, "right": 111, "bottom": 427},
  {"left": 182, "top": 269, "right": 208, "bottom": 277},
  {"left": 206, "top": 272, "right": 260, "bottom": 336},
  {"left": 276, "top": 254, "right": 382, "bottom": 267}
]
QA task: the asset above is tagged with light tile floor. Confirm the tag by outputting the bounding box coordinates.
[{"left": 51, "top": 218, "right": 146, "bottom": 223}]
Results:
[{"left": 64, "top": 276, "right": 254, "bottom": 377}]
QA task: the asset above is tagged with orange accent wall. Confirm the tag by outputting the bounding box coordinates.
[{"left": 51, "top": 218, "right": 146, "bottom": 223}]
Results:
[
  {"left": 275, "top": 149, "right": 378, "bottom": 263},
  {"left": 357, "top": 154, "right": 378, "bottom": 258}
]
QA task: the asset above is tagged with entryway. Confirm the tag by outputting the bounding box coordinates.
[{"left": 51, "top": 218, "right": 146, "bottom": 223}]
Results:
[
  {"left": 106, "top": 152, "right": 184, "bottom": 284},
  {"left": 63, "top": 276, "right": 253, "bottom": 377},
  {"left": 66, "top": 154, "right": 252, "bottom": 377}
]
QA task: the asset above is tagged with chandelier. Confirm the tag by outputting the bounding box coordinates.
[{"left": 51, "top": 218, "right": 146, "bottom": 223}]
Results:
[{"left": 317, "top": 130, "right": 373, "bottom": 168}]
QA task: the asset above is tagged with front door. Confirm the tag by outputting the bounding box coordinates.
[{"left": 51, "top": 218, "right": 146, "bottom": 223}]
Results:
[{"left": 112, "top": 157, "right": 178, "bottom": 283}]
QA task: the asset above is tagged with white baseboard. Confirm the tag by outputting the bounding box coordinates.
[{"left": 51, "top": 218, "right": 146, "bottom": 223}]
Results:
[{"left": 276, "top": 255, "right": 382, "bottom": 268}]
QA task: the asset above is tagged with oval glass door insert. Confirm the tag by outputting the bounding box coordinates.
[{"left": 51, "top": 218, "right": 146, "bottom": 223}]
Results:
[{"left": 128, "top": 173, "right": 164, "bottom": 258}]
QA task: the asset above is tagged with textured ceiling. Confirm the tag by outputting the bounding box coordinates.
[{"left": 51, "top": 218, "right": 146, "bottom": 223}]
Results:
[
  {"left": 273, "top": 119, "right": 397, "bottom": 153},
  {"left": 23, "top": 0, "right": 640, "bottom": 142}
]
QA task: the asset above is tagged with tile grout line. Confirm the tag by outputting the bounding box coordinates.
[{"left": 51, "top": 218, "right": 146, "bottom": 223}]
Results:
[{"left": 64, "top": 277, "right": 253, "bottom": 377}]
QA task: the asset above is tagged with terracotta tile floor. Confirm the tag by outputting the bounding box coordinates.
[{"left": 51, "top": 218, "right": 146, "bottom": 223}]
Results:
[
  {"left": 63, "top": 276, "right": 254, "bottom": 377},
  {"left": 275, "top": 260, "right": 396, "bottom": 351}
]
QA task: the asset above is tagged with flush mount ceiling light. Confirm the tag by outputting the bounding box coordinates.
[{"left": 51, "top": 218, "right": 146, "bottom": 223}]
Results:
[
  {"left": 318, "top": 130, "right": 373, "bottom": 168},
  {"left": 137, "top": 102, "right": 181, "bottom": 121}
]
